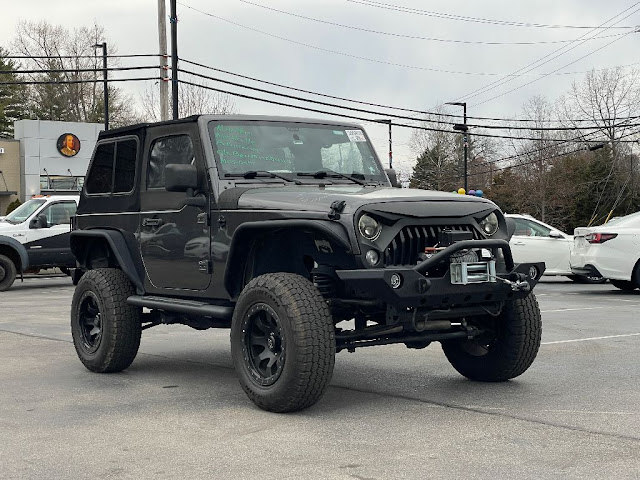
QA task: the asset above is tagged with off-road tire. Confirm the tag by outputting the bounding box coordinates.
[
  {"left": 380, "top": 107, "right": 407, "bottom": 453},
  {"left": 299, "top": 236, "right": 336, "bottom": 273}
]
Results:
[
  {"left": 71, "top": 268, "right": 141, "bottom": 373},
  {"left": 611, "top": 279, "right": 637, "bottom": 291},
  {"left": 0, "top": 254, "right": 17, "bottom": 291},
  {"left": 442, "top": 293, "right": 542, "bottom": 382},
  {"left": 231, "top": 273, "right": 335, "bottom": 413}
]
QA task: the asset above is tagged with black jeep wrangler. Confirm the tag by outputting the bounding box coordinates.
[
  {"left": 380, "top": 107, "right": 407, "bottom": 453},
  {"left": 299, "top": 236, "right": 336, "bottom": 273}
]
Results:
[{"left": 70, "top": 115, "right": 543, "bottom": 412}]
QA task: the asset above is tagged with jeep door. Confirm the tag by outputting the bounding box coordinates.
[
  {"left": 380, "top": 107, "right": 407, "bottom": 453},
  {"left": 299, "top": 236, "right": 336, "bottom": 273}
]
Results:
[
  {"left": 25, "top": 200, "right": 77, "bottom": 268},
  {"left": 139, "top": 126, "right": 211, "bottom": 291}
]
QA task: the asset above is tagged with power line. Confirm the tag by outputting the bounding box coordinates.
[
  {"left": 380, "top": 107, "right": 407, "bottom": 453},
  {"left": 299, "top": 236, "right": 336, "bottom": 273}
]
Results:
[
  {"left": 452, "top": 3, "right": 640, "bottom": 104},
  {"left": 177, "top": 74, "right": 639, "bottom": 144},
  {"left": 179, "top": 57, "right": 640, "bottom": 125},
  {"left": 471, "top": 25, "right": 638, "bottom": 107},
  {"left": 347, "top": 0, "right": 637, "bottom": 30},
  {"left": 236, "top": 0, "right": 629, "bottom": 45},
  {"left": 1, "top": 66, "right": 160, "bottom": 75},
  {"left": 178, "top": 2, "right": 616, "bottom": 77},
  {"left": 178, "top": 66, "right": 640, "bottom": 134},
  {"left": 3, "top": 53, "right": 160, "bottom": 59},
  {"left": 0, "top": 77, "right": 160, "bottom": 86}
]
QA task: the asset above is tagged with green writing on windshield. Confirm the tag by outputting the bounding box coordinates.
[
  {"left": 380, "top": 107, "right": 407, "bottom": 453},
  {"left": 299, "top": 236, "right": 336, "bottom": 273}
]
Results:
[{"left": 214, "top": 124, "right": 292, "bottom": 169}]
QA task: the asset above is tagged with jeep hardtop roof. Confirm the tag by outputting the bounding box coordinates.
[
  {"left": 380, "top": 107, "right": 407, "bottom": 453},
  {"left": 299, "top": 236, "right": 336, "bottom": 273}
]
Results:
[{"left": 98, "top": 115, "right": 365, "bottom": 140}]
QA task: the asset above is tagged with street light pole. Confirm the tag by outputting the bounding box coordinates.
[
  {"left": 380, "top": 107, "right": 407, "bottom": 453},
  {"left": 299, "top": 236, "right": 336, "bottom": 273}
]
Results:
[
  {"left": 375, "top": 119, "right": 393, "bottom": 168},
  {"left": 94, "top": 42, "right": 108, "bottom": 130},
  {"left": 446, "top": 102, "right": 468, "bottom": 191}
]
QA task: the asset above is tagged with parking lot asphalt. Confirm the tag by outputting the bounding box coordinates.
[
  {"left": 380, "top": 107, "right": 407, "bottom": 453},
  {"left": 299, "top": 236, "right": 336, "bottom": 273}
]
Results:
[{"left": 1, "top": 276, "right": 639, "bottom": 479}]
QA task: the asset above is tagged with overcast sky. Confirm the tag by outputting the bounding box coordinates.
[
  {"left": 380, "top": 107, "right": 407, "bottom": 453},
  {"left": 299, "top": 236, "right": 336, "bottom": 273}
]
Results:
[{"left": 2, "top": 1, "right": 638, "bottom": 175}]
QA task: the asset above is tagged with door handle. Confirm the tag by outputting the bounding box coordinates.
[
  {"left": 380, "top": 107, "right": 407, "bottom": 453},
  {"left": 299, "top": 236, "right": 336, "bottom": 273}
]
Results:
[
  {"left": 512, "top": 241, "right": 525, "bottom": 245},
  {"left": 142, "top": 218, "right": 163, "bottom": 227}
]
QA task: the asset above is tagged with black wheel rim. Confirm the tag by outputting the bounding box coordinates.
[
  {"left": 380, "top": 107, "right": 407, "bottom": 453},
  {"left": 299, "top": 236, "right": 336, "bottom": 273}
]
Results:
[
  {"left": 78, "top": 292, "right": 103, "bottom": 354},
  {"left": 460, "top": 320, "right": 499, "bottom": 357},
  {"left": 241, "top": 303, "right": 286, "bottom": 386}
]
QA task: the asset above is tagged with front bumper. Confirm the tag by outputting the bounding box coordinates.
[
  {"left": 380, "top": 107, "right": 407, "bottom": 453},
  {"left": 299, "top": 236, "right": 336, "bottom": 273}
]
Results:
[{"left": 336, "top": 239, "right": 544, "bottom": 308}]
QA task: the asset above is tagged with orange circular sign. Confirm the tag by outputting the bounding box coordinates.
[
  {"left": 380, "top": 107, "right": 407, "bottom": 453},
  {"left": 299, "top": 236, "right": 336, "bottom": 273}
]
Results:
[{"left": 57, "top": 133, "right": 81, "bottom": 157}]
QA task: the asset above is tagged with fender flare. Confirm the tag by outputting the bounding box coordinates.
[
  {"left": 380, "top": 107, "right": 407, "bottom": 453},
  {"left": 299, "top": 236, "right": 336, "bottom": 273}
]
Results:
[
  {"left": 70, "top": 229, "right": 145, "bottom": 294},
  {"left": 224, "top": 219, "right": 352, "bottom": 298},
  {"left": 0, "top": 235, "right": 29, "bottom": 272}
]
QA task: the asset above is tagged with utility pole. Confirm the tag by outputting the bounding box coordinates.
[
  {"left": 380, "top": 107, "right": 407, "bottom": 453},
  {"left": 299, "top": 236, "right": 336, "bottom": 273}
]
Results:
[
  {"left": 170, "top": 0, "right": 179, "bottom": 119},
  {"left": 446, "top": 102, "right": 468, "bottom": 191},
  {"left": 94, "top": 42, "right": 108, "bottom": 130},
  {"left": 375, "top": 119, "right": 393, "bottom": 168},
  {"left": 157, "top": 0, "right": 170, "bottom": 121}
]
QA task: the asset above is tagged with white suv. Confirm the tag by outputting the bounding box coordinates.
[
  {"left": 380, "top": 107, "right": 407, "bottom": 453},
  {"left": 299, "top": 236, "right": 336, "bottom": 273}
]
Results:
[{"left": 0, "top": 195, "right": 79, "bottom": 290}]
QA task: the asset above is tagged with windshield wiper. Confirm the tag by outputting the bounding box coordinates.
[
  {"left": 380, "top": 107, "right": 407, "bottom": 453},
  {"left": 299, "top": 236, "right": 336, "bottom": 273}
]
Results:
[
  {"left": 297, "top": 169, "right": 369, "bottom": 186},
  {"left": 225, "top": 171, "right": 302, "bottom": 185}
]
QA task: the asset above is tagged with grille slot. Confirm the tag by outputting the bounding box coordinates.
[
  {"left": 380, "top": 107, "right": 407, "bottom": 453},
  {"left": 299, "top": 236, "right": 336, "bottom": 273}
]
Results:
[{"left": 383, "top": 225, "right": 482, "bottom": 266}]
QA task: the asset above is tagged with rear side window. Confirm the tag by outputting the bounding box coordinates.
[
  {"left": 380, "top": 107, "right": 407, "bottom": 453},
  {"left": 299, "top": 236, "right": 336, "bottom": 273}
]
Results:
[
  {"left": 114, "top": 140, "right": 137, "bottom": 193},
  {"left": 147, "top": 135, "right": 195, "bottom": 189},
  {"left": 85, "top": 138, "right": 138, "bottom": 195},
  {"left": 85, "top": 143, "right": 114, "bottom": 194}
]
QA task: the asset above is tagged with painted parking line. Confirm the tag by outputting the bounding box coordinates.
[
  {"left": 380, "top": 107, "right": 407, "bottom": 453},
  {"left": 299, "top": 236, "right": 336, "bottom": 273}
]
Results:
[{"left": 542, "top": 333, "right": 640, "bottom": 345}]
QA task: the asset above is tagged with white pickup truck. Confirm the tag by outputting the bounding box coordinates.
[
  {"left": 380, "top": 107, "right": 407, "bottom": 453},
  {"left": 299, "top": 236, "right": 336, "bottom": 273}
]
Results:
[{"left": 0, "top": 195, "right": 79, "bottom": 290}]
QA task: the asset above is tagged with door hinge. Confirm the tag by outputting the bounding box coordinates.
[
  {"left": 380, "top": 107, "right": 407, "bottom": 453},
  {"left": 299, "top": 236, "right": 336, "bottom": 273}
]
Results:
[
  {"left": 198, "top": 260, "right": 212, "bottom": 274},
  {"left": 217, "top": 215, "right": 226, "bottom": 228},
  {"left": 197, "top": 212, "right": 209, "bottom": 226}
]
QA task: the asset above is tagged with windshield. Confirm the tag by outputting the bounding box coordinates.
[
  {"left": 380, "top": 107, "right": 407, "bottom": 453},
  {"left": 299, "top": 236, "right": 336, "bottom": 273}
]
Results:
[
  {"left": 208, "top": 121, "right": 385, "bottom": 182},
  {"left": 4, "top": 199, "right": 45, "bottom": 225}
]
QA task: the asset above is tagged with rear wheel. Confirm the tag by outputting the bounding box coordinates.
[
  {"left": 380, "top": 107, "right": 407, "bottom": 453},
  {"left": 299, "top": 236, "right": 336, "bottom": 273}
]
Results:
[
  {"left": 0, "top": 254, "right": 17, "bottom": 291},
  {"left": 231, "top": 273, "right": 335, "bottom": 412},
  {"left": 442, "top": 293, "right": 542, "bottom": 382},
  {"left": 71, "top": 269, "right": 141, "bottom": 372}
]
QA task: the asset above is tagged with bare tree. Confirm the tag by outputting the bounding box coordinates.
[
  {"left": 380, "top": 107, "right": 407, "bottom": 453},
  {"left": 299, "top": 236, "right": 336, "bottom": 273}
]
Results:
[
  {"left": 140, "top": 81, "right": 235, "bottom": 122},
  {"left": 11, "top": 20, "right": 139, "bottom": 126}
]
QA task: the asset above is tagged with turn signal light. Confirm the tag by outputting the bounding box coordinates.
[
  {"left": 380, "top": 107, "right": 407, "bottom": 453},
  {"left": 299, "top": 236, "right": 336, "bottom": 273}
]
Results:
[{"left": 585, "top": 233, "right": 617, "bottom": 244}]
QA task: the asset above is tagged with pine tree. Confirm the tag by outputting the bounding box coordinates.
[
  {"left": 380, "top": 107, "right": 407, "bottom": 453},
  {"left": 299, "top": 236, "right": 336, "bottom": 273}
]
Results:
[{"left": 0, "top": 47, "right": 27, "bottom": 137}]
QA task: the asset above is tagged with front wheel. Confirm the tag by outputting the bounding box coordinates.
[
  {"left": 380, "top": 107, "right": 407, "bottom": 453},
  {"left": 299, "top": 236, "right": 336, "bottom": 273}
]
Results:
[
  {"left": 71, "top": 269, "right": 141, "bottom": 372},
  {"left": 0, "top": 254, "right": 17, "bottom": 291},
  {"left": 231, "top": 273, "right": 335, "bottom": 413},
  {"left": 442, "top": 293, "right": 542, "bottom": 382}
]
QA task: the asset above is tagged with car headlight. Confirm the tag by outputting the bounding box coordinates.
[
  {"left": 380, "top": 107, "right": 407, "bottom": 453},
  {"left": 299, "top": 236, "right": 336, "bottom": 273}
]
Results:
[
  {"left": 358, "top": 214, "right": 382, "bottom": 241},
  {"left": 479, "top": 212, "right": 499, "bottom": 236}
]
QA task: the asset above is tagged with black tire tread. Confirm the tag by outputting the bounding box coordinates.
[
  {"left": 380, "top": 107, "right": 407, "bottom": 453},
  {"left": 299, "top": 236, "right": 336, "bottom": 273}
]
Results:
[
  {"left": 232, "top": 273, "right": 335, "bottom": 413},
  {"left": 611, "top": 279, "right": 637, "bottom": 291},
  {"left": 0, "top": 254, "right": 17, "bottom": 292},
  {"left": 442, "top": 293, "right": 542, "bottom": 382},
  {"left": 71, "top": 268, "right": 141, "bottom": 373}
]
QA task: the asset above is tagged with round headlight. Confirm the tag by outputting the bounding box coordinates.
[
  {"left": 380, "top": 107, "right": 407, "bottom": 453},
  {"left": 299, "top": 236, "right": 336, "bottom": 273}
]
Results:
[
  {"left": 480, "top": 212, "right": 499, "bottom": 236},
  {"left": 358, "top": 214, "right": 382, "bottom": 241}
]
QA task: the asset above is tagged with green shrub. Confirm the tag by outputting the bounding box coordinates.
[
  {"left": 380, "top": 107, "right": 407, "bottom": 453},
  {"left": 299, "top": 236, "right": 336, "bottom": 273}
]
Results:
[{"left": 5, "top": 198, "right": 21, "bottom": 215}]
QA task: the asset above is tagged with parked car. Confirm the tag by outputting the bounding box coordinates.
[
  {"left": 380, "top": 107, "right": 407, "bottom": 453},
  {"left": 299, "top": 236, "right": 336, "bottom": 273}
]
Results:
[
  {"left": 69, "top": 115, "right": 544, "bottom": 413},
  {"left": 506, "top": 213, "right": 604, "bottom": 283},
  {"left": 571, "top": 211, "right": 640, "bottom": 291},
  {"left": 0, "top": 195, "right": 79, "bottom": 291}
]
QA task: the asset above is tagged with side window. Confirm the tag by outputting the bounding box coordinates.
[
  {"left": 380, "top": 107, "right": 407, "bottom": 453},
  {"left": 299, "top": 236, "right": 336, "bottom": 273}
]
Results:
[
  {"left": 85, "top": 143, "right": 114, "bottom": 194},
  {"left": 147, "top": 135, "right": 195, "bottom": 189},
  {"left": 114, "top": 140, "right": 137, "bottom": 193},
  {"left": 528, "top": 220, "right": 551, "bottom": 237},
  {"left": 513, "top": 218, "right": 532, "bottom": 236},
  {"left": 40, "top": 202, "right": 77, "bottom": 227}
]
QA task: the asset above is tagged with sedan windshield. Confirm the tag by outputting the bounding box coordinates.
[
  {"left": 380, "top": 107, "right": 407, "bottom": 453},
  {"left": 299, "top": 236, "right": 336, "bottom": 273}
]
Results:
[
  {"left": 3, "top": 199, "right": 45, "bottom": 224},
  {"left": 208, "top": 121, "right": 385, "bottom": 183}
]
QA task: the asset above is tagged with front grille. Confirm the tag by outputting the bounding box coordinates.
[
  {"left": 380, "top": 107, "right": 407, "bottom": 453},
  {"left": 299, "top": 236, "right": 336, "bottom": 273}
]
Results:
[{"left": 384, "top": 224, "right": 482, "bottom": 266}]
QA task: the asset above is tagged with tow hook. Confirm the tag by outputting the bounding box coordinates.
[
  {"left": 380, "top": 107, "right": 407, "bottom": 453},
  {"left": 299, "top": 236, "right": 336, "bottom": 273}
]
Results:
[{"left": 493, "top": 273, "right": 531, "bottom": 292}]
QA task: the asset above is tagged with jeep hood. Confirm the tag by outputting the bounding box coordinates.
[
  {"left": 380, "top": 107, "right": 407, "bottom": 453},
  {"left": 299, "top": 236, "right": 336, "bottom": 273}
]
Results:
[{"left": 222, "top": 185, "right": 497, "bottom": 217}]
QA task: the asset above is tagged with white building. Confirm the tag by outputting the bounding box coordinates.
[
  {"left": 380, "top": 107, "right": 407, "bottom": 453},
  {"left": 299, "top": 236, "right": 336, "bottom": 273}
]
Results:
[{"left": 13, "top": 120, "right": 103, "bottom": 201}]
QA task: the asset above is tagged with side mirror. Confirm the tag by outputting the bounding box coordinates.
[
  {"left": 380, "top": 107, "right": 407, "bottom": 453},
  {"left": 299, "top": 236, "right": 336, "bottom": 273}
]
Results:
[
  {"left": 165, "top": 164, "right": 198, "bottom": 192},
  {"left": 549, "top": 230, "right": 564, "bottom": 239},
  {"left": 385, "top": 168, "right": 400, "bottom": 188},
  {"left": 29, "top": 214, "right": 48, "bottom": 229},
  {"left": 505, "top": 217, "right": 516, "bottom": 240}
]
